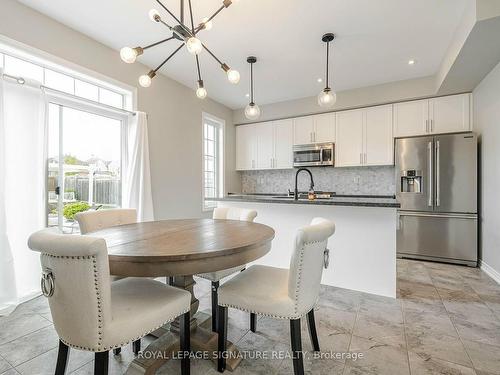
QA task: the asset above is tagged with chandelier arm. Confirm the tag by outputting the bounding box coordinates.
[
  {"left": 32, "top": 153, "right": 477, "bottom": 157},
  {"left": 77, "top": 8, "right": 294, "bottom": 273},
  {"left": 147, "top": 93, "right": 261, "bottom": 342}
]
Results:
[
  {"left": 153, "top": 43, "right": 184, "bottom": 73},
  {"left": 143, "top": 36, "right": 176, "bottom": 50},
  {"left": 195, "top": 55, "right": 202, "bottom": 81},
  {"left": 155, "top": 0, "right": 184, "bottom": 27},
  {"left": 201, "top": 43, "right": 224, "bottom": 67},
  {"left": 187, "top": 0, "right": 196, "bottom": 34},
  {"left": 195, "top": 5, "right": 225, "bottom": 34}
]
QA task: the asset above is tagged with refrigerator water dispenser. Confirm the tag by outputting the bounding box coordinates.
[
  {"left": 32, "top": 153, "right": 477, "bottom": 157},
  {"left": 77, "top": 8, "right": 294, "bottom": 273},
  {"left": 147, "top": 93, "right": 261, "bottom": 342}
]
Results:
[{"left": 401, "top": 170, "right": 422, "bottom": 193}]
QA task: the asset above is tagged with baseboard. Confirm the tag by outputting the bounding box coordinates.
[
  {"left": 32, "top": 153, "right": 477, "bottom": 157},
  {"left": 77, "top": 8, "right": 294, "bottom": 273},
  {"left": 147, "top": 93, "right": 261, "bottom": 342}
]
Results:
[{"left": 479, "top": 260, "right": 500, "bottom": 284}]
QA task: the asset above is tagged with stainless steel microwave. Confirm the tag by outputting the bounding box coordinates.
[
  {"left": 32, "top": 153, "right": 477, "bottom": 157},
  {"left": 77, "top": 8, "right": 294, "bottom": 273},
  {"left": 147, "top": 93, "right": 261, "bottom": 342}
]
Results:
[{"left": 293, "top": 143, "right": 335, "bottom": 167}]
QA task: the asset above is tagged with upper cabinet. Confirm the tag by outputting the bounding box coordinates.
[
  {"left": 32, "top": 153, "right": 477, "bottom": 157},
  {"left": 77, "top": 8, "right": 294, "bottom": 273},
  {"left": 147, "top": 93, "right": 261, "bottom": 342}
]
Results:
[
  {"left": 394, "top": 93, "right": 471, "bottom": 137},
  {"left": 237, "top": 93, "right": 471, "bottom": 171},
  {"left": 293, "top": 113, "right": 335, "bottom": 145},
  {"left": 236, "top": 119, "right": 293, "bottom": 171},
  {"left": 336, "top": 104, "right": 394, "bottom": 167}
]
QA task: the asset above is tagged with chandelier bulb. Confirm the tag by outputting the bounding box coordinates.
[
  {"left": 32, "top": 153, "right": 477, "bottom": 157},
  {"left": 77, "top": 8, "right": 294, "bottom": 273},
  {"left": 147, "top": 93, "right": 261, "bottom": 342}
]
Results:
[
  {"left": 149, "top": 9, "right": 161, "bottom": 22},
  {"left": 202, "top": 17, "right": 213, "bottom": 31},
  {"left": 120, "top": 47, "right": 141, "bottom": 64},
  {"left": 196, "top": 80, "right": 207, "bottom": 99},
  {"left": 227, "top": 69, "right": 240, "bottom": 84},
  {"left": 186, "top": 37, "right": 203, "bottom": 55},
  {"left": 139, "top": 71, "right": 156, "bottom": 88}
]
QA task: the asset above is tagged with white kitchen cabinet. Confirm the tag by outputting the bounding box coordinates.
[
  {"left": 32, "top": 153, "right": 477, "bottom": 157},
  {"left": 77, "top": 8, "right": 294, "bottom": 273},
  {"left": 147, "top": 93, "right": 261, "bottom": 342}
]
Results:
[
  {"left": 393, "top": 99, "right": 428, "bottom": 137},
  {"left": 336, "top": 105, "right": 394, "bottom": 167},
  {"left": 274, "top": 119, "right": 294, "bottom": 169},
  {"left": 336, "top": 109, "right": 364, "bottom": 167},
  {"left": 314, "top": 113, "right": 335, "bottom": 143},
  {"left": 255, "top": 122, "right": 274, "bottom": 169},
  {"left": 293, "top": 114, "right": 335, "bottom": 144},
  {"left": 236, "top": 125, "right": 256, "bottom": 170},
  {"left": 364, "top": 105, "right": 394, "bottom": 166},
  {"left": 394, "top": 94, "right": 471, "bottom": 137},
  {"left": 293, "top": 116, "right": 314, "bottom": 144},
  {"left": 430, "top": 94, "right": 471, "bottom": 134}
]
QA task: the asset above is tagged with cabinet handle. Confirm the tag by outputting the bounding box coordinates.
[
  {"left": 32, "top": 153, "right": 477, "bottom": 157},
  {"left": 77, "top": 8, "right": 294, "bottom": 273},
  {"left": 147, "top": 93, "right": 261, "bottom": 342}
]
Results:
[
  {"left": 360, "top": 153, "right": 362, "bottom": 164},
  {"left": 313, "top": 132, "right": 316, "bottom": 142},
  {"left": 364, "top": 153, "right": 367, "bottom": 164},
  {"left": 430, "top": 119, "right": 433, "bottom": 132},
  {"left": 425, "top": 119, "right": 429, "bottom": 133}
]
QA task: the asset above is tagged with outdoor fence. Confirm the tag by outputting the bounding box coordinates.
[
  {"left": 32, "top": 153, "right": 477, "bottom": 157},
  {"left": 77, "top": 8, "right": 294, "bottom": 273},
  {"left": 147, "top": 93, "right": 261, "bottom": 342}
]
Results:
[{"left": 64, "top": 175, "right": 121, "bottom": 206}]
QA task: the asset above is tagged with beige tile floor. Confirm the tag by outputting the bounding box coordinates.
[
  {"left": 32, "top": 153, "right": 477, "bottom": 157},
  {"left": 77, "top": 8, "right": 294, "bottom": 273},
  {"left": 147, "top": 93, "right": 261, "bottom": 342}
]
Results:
[{"left": 1, "top": 259, "right": 500, "bottom": 374}]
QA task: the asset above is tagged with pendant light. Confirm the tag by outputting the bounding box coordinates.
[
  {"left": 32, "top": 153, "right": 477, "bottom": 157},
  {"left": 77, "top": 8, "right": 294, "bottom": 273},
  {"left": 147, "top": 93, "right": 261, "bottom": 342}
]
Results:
[
  {"left": 318, "top": 33, "right": 337, "bottom": 108},
  {"left": 244, "top": 56, "right": 261, "bottom": 120}
]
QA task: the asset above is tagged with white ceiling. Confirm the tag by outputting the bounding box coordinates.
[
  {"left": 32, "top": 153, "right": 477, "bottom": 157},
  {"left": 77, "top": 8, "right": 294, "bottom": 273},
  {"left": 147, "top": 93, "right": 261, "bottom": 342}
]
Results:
[{"left": 17, "top": 0, "right": 468, "bottom": 109}]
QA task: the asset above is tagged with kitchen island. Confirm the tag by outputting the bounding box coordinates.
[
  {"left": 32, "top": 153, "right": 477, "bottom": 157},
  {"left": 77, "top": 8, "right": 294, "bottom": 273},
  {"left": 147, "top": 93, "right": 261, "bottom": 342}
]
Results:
[{"left": 208, "top": 194, "right": 400, "bottom": 298}]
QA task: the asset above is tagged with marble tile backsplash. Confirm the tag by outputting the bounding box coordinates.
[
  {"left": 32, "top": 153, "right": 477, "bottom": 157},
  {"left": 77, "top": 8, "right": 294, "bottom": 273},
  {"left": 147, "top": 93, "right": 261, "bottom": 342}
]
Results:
[{"left": 240, "top": 166, "right": 396, "bottom": 195}]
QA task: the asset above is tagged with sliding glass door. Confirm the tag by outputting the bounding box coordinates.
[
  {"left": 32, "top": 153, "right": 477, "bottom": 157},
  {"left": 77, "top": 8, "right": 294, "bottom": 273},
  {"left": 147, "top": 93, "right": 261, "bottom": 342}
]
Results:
[{"left": 47, "top": 100, "right": 127, "bottom": 233}]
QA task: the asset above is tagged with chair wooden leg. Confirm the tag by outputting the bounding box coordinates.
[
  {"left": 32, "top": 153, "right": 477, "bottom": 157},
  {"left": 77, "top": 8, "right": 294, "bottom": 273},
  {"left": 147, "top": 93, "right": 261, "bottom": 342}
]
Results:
[
  {"left": 217, "top": 306, "right": 228, "bottom": 373},
  {"left": 211, "top": 281, "right": 220, "bottom": 332},
  {"left": 180, "top": 311, "right": 191, "bottom": 375},
  {"left": 94, "top": 351, "right": 109, "bottom": 375},
  {"left": 112, "top": 347, "right": 121, "bottom": 356},
  {"left": 290, "top": 319, "right": 304, "bottom": 375},
  {"left": 132, "top": 339, "right": 141, "bottom": 355},
  {"left": 250, "top": 313, "right": 257, "bottom": 333},
  {"left": 307, "top": 309, "right": 320, "bottom": 352},
  {"left": 55, "top": 340, "right": 69, "bottom": 375}
]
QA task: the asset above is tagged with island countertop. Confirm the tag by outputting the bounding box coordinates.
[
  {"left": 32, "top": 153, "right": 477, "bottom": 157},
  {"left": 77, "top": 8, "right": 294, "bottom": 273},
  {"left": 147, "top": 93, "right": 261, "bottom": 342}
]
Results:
[{"left": 207, "top": 193, "right": 400, "bottom": 208}]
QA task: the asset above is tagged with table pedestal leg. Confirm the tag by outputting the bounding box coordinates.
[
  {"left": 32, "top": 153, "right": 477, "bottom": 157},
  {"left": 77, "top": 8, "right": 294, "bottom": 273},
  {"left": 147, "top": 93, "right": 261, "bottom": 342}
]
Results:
[{"left": 125, "top": 276, "right": 242, "bottom": 374}]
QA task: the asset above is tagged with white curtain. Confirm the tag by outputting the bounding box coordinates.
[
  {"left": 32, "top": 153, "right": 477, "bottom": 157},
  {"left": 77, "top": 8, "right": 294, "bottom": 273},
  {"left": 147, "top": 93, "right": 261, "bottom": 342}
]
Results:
[
  {"left": 0, "top": 73, "right": 46, "bottom": 315},
  {"left": 123, "top": 111, "right": 154, "bottom": 222}
]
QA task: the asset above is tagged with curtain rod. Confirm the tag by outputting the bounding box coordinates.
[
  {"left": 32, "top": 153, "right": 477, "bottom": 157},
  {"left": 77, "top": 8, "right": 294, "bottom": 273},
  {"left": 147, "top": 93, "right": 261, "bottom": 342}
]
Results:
[{"left": 1, "top": 73, "right": 137, "bottom": 116}]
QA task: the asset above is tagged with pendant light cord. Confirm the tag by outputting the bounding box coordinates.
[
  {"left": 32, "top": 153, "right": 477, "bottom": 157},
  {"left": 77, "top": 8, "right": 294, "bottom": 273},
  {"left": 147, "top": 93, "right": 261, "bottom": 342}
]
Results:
[
  {"left": 325, "top": 41, "right": 330, "bottom": 90},
  {"left": 250, "top": 62, "right": 254, "bottom": 104}
]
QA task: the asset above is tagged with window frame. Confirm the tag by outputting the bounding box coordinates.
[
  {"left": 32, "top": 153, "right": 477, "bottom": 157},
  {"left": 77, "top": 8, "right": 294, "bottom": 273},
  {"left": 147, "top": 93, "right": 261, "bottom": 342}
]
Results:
[
  {"left": 202, "top": 112, "right": 225, "bottom": 212},
  {"left": 0, "top": 36, "right": 135, "bottom": 111},
  {"left": 45, "top": 93, "right": 129, "bottom": 229}
]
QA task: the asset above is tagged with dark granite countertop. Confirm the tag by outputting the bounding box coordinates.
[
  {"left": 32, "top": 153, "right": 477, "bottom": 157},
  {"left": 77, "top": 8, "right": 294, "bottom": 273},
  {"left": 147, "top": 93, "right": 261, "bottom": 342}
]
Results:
[{"left": 207, "top": 193, "right": 400, "bottom": 208}]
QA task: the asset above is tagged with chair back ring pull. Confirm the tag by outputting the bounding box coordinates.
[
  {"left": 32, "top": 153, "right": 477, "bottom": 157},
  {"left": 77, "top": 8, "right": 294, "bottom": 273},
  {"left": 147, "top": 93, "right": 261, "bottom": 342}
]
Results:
[
  {"left": 41, "top": 269, "right": 55, "bottom": 297},
  {"left": 324, "top": 249, "right": 330, "bottom": 269}
]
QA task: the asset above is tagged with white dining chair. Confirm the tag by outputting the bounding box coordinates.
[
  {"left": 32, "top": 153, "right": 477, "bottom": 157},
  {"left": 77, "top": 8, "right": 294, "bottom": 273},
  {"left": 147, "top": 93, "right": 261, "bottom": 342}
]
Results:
[
  {"left": 196, "top": 207, "right": 257, "bottom": 332},
  {"left": 28, "top": 229, "right": 192, "bottom": 375},
  {"left": 216, "top": 218, "right": 335, "bottom": 375},
  {"left": 75, "top": 208, "right": 137, "bottom": 234},
  {"left": 75, "top": 207, "right": 139, "bottom": 355}
]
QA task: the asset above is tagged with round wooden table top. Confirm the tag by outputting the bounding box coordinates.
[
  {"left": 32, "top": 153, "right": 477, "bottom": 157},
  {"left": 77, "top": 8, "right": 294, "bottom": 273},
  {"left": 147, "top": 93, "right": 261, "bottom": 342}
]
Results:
[{"left": 90, "top": 218, "right": 275, "bottom": 277}]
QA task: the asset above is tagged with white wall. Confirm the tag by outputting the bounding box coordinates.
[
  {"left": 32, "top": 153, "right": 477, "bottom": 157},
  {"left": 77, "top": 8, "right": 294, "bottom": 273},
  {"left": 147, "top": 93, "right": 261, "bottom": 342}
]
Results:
[
  {"left": 473, "top": 60, "right": 500, "bottom": 278},
  {"left": 233, "top": 76, "right": 437, "bottom": 124},
  {"left": 0, "top": 0, "right": 241, "bottom": 219}
]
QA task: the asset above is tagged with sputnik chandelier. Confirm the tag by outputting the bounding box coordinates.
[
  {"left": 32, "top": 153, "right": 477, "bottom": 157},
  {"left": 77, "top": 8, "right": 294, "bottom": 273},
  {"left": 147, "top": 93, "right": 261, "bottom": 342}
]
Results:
[{"left": 120, "top": 0, "right": 241, "bottom": 98}]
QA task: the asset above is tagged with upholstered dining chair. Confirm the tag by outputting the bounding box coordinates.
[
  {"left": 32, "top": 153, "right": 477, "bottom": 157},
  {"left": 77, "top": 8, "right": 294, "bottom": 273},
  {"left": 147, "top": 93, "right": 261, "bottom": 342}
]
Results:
[
  {"left": 75, "top": 208, "right": 138, "bottom": 356},
  {"left": 28, "top": 229, "right": 192, "bottom": 375},
  {"left": 216, "top": 218, "right": 335, "bottom": 375},
  {"left": 196, "top": 207, "right": 258, "bottom": 332},
  {"left": 75, "top": 208, "right": 137, "bottom": 234}
]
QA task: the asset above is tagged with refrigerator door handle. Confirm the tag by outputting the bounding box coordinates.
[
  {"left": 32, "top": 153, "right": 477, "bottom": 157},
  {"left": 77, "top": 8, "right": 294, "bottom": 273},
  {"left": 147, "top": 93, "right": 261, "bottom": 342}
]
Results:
[
  {"left": 436, "top": 140, "right": 440, "bottom": 207},
  {"left": 428, "top": 141, "right": 433, "bottom": 207}
]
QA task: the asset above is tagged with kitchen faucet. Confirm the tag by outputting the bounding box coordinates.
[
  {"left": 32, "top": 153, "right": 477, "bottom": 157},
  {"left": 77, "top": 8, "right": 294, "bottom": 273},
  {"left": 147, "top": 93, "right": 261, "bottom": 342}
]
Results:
[{"left": 294, "top": 168, "right": 315, "bottom": 200}]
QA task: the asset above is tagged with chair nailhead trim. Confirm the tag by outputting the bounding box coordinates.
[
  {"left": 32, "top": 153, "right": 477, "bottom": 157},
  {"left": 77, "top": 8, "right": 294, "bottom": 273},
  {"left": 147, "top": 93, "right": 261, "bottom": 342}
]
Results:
[{"left": 59, "top": 307, "right": 190, "bottom": 352}]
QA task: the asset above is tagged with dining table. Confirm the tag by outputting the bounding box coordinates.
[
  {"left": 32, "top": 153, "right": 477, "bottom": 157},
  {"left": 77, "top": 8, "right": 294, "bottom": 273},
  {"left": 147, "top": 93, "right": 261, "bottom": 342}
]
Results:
[{"left": 89, "top": 218, "right": 275, "bottom": 374}]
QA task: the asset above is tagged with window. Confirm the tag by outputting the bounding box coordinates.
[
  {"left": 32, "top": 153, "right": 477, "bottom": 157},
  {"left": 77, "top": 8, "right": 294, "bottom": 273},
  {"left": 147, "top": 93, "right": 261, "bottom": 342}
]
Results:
[
  {"left": 202, "top": 113, "right": 224, "bottom": 210},
  {"left": 0, "top": 48, "right": 132, "bottom": 110}
]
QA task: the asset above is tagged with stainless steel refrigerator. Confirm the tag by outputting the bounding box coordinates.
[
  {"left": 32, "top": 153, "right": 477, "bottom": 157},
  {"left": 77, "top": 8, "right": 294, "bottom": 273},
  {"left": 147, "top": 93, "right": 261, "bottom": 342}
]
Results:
[{"left": 396, "top": 132, "right": 477, "bottom": 266}]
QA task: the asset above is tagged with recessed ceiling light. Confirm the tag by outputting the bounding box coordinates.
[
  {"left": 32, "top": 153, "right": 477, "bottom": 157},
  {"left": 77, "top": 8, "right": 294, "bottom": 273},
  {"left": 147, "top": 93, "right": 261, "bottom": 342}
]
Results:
[
  {"left": 317, "top": 78, "right": 323, "bottom": 83},
  {"left": 408, "top": 59, "right": 416, "bottom": 65}
]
